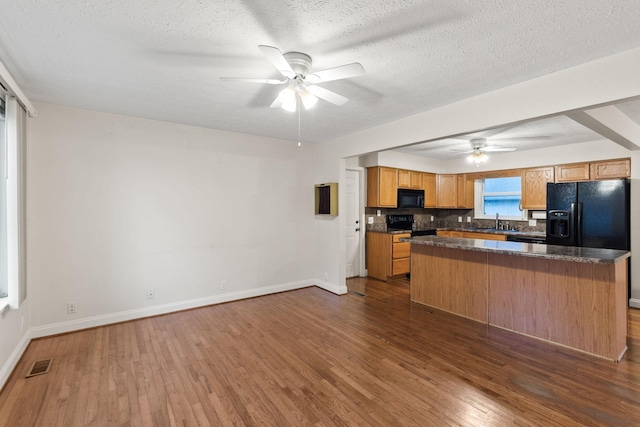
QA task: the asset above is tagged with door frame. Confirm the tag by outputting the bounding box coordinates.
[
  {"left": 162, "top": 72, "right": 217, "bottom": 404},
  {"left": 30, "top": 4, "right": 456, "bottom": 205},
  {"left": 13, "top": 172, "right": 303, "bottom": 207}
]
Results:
[{"left": 346, "top": 167, "right": 366, "bottom": 277}]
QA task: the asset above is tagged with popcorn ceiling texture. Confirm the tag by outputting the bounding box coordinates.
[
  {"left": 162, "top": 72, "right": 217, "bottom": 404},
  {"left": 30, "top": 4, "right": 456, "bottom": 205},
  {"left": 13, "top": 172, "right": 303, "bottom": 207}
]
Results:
[{"left": 1, "top": 1, "right": 640, "bottom": 143}]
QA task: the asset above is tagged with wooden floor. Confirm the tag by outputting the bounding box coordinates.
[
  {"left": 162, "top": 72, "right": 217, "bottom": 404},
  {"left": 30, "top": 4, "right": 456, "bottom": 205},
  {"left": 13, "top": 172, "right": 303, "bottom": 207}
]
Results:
[{"left": 1, "top": 277, "right": 640, "bottom": 426}]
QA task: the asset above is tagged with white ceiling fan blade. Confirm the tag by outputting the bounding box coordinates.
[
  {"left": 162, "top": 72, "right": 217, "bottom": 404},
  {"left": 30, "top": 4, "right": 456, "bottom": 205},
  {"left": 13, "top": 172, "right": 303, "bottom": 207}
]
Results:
[
  {"left": 270, "top": 97, "right": 282, "bottom": 108},
  {"left": 220, "top": 77, "right": 287, "bottom": 84},
  {"left": 306, "top": 85, "right": 349, "bottom": 106},
  {"left": 483, "top": 146, "right": 517, "bottom": 152},
  {"left": 307, "top": 63, "right": 365, "bottom": 83},
  {"left": 258, "top": 45, "right": 296, "bottom": 78}
]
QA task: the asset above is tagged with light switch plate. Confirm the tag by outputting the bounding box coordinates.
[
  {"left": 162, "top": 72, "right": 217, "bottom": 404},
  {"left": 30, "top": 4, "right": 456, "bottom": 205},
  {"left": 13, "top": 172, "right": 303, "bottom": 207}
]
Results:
[
  {"left": 467, "top": 216, "right": 471, "bottom": 222},
  {"left": 368, "top": 217, "right": 374, "bottom": 224},
  {"left": 458, "top": 216, "right": 462, "bottom": 222}
]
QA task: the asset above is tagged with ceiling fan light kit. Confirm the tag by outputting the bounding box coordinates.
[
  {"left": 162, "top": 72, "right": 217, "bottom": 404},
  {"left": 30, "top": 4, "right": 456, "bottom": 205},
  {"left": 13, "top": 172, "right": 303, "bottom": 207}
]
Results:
[{"left": 467, "top": 149, "right": 489, "bottom": 166}]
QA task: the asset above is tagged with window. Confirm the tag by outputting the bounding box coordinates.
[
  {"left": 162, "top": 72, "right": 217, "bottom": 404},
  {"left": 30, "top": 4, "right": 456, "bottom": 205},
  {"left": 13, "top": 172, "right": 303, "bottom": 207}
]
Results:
[
  {"left": 1, "top": 95, "right": 27, "bottom": 309},
  {"left": 474, "top": 176, "right": 526, "bottom": 220},
  {"left": 0, "top": 96, "right": 6, "bottom": 301}
]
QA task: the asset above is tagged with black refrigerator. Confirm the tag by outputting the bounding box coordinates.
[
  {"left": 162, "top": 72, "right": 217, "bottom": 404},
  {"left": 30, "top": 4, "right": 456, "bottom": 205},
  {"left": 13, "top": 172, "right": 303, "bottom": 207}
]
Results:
[{"left": 546, "top": 179, "right": 630, "bottom": 250}]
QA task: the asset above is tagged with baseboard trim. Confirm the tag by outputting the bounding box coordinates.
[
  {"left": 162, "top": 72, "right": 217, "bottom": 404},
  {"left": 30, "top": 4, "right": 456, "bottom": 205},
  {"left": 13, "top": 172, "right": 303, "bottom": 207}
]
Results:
[
  {"left": 315, "top": 279, "right": 348, "bottom": 295},
  {"left": 31, "top": 279, "right": 316, "bottom": 339},
  {"left": 630, "top": 298, "right": 640, "bottom": 309},
  {"left": 0, "top": 329, "right": 31, "bottom": 392}
]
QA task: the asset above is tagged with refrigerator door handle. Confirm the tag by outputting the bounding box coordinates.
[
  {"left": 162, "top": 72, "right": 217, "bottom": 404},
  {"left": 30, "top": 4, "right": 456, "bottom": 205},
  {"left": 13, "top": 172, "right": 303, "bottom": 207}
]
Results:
[{"left": 576, "top": 202, "right": 583, "bottom": 247}]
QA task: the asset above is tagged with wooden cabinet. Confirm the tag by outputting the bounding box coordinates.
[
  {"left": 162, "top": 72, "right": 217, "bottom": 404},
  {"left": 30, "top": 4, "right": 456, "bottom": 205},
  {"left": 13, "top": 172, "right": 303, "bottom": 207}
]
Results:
[
  {"left": 438, "top": 230, "right": 505, "bottom": 241},
  {"left": 456, "top": 174, "right": 474, "bottom": 208},
  {"left": 437, "top": 174, "right": 473, "bottom": 208},
  {"left": 555, "top": 163, "right": 590, "bottom": 182},
  {"left": 590, "top": 158, "right": 630, "bottom": 180},
  {"left": 462, "top": 232, "right": 506, "bottom": 241},
  {"left": 366, "top": 232, "right": 410, "bottom": 281},
  {"left": 521, "top": 167, "right": 554, "bottom": 210},
  {"left": 367, "top": 167, "right": 398, "bottom": 207},
  {"left": 436, "top": 174, "right": 457, "bottom": 208},
  {"left": 554, "top": 159, "right": 630, "bottom": 182},
  {"left": 436, "top": 230, "right": 463, "bottom": 237},
  {"left": 398, "top": 169, "right": 422, "bottom": 189},
  {"left": 422, "top": 173, "right": 436, "bottom": 207}
]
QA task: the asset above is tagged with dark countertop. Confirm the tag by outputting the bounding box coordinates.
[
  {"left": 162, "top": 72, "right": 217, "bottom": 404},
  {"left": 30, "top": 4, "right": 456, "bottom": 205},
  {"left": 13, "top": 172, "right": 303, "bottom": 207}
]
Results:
[
  {"left": 401, "top": 236, "right": 630, "bottom": 264},
  {"left": 369, "top": 227, "right": 545, "bottom": 239}
]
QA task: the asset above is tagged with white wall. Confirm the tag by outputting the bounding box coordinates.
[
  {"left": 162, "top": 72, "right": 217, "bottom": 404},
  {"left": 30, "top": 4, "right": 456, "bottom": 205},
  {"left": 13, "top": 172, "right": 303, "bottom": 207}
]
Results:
[
  {"left": 26, "top": 103, "right": 317, "bottom": 336},
  {"left": 0, "top": 299, "right": 30, "bottom": 388}
]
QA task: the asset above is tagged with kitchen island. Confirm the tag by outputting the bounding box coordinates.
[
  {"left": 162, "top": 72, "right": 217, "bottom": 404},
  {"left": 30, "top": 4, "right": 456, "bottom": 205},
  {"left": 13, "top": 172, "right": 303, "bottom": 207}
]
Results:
[{"left": 404, "top": 236, "right": 631, "bottom": 361}]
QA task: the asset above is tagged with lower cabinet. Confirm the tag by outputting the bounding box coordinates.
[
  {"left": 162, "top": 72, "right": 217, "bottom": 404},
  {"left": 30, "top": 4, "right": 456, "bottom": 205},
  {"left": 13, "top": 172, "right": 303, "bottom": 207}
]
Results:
[
  {"left": 437, "top": 230, "right": 506, "bottom": 241},
  {"left": 367, "top": 232, "right": 411, "bottom": 281}
]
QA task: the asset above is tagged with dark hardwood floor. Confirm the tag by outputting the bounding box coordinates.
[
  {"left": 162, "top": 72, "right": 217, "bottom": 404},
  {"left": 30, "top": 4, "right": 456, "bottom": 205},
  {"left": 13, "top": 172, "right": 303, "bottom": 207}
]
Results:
[{"left": 1, "top": 277, "right": 639, "bottom": 426}]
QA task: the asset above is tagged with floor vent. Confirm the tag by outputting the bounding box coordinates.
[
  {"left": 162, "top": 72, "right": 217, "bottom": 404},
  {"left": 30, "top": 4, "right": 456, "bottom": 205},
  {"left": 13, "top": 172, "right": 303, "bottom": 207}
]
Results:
[{"left": 25, "top": 359, "right": 53, "bottom": 378}]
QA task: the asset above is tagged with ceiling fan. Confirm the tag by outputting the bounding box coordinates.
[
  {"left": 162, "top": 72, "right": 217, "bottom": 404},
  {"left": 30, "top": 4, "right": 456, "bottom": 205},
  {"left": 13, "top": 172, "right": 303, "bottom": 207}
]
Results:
[
  {"left": 456, "top": 138, "right": 517, "bottom": 165},
  {"left": 220, "top": 45, "right": 365, "bottom": 112}
]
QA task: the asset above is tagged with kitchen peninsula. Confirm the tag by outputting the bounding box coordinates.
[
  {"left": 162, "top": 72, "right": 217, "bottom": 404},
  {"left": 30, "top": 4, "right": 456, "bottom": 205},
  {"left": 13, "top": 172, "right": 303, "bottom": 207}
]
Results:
[{"left": 405, "top": 236, "right": 631, "bottom": 361}]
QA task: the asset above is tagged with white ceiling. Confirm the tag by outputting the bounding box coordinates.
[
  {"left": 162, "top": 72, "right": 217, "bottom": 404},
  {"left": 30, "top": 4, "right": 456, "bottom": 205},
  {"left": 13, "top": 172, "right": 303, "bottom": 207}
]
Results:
[{"left": 2, "top": 1, "right": 640, "bottom": 150}]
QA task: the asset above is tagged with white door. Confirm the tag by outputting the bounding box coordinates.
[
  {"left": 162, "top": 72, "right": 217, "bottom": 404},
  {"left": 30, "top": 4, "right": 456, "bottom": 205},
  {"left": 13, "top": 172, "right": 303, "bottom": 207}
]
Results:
[{"left": 345, "top": 169, "right": 361, "bottom": 278}]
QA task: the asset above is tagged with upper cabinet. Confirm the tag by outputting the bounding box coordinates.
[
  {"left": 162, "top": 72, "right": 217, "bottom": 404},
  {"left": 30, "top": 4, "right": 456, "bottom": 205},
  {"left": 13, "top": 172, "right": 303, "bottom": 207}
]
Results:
[
  {"left": 436, "top": 174, "right": 457, "bottom": 208},
  {"left": 590, "top": 158, "right": 631, "bottom": 180},
  {"left": 555, "top": 159, "right": 630, "bottom": 182},
  {"left": 456, "top": 174, "right": 474, "bottom": 208},
  {"left": 555, "top": 163, "right": 590, "bottom": 182},
  {"left": 367, "top": 166, "right": 398, "bottom": 207},
  {"left": 398, "top": 169, "right": 422, "bottom": 189},
  {"left": 522, "top": 167, "right": 554, "bottom": 210},
  {"left": 422, "top": 173, "right": 436, "bottom": 208}
]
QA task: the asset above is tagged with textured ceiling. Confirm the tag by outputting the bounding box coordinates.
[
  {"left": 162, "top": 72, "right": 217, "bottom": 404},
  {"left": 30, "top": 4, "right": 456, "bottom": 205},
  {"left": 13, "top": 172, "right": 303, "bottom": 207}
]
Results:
[{"left": 1, "top": 0, "right": 640, "bottom": 148}]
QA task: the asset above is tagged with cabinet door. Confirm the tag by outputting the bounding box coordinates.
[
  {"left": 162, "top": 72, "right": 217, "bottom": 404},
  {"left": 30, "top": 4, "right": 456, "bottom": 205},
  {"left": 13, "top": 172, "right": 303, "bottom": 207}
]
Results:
[
  {"left": 399, "top": 170, "right": 422, "bottom": 189},
  {"left": 436, "top": 174, "right": 457, "bottom": 208},
  {"left": 366, "top": 232, "right": 391, "bottom": 281},
  {"left": 555, "top": 163, "right": 590, "bottom": 182},
  {"left": 590, "top": 159, "right": 631, "bottom": 180},
  {"left": 398, "top": 169, "right": 411, "bottom": 188},
  {"left": 522, "top": 167, "right": 554, "bottom": 210},
  {"left": 456, "top": 174, "right": 474, "bottom": 208},
  {"left": 462, "top": 232, "right": 506, "bottom": 241},
  {"left": 422, "top": 173, "right": 436, "bottom": 207},
  {"left": 367, "top": 167, "right": 398, "bottom": 207}
]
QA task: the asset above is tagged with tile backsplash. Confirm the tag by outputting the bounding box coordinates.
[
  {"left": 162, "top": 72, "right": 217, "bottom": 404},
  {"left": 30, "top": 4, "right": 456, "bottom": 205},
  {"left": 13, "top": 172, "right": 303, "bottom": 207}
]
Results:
[{"left": 365, "top": 207, "right": 546, "bottom": 233}]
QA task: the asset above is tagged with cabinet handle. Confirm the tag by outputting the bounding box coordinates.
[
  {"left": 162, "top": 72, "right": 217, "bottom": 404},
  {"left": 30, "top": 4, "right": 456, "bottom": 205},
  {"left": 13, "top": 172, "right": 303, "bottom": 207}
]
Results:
[{"left": 519, "top": 201, "right": 523, "bottom": 211}]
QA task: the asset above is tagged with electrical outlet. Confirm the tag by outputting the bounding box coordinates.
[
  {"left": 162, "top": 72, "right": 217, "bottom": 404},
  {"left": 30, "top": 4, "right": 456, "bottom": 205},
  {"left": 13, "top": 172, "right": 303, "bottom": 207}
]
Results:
[
  {"left": 529, "top": 219, "right": 537, "bottom": 226},
  {"left": 221, "top": 280, "right": 227, "bottom": 290},
  {"left": 67, "top": 303, "right": 77, "bottom": 314},
  {"left": 430, "top": 216, "right": 434, "bottom": 221},
  {"left": 367, "top": 216, "right": 374, "bottom": 224},
  {"left": 376, "top": 210, "right": 381, "bottom": 217},
  {"left": 467, "top": 216, "right": 471, "bottom": 222},
  {"left": 147, "top": 289, "right": 155, "bottom": 300},
  {"left": 458, "top": 216, "right": 462, "bottom": 222}
]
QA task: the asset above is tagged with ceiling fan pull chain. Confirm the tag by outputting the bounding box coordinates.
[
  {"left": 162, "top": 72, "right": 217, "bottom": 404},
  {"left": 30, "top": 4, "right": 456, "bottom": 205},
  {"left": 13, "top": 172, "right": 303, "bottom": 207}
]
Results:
[{"left": 297, "top": 104, "right": 301, "bottom": 147}]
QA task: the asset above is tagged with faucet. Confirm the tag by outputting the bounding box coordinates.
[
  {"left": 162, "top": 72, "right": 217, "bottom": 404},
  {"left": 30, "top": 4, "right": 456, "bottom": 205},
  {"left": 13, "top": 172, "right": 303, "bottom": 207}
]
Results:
[{"left": 495, "top": 212, "right": 499, "bottom": 229}]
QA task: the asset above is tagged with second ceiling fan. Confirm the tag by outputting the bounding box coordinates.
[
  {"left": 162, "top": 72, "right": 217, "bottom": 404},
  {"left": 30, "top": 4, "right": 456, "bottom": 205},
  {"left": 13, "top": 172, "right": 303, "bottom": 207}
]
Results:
[{"left": 221, "top": 45, "right": 365, "bottom": 112}]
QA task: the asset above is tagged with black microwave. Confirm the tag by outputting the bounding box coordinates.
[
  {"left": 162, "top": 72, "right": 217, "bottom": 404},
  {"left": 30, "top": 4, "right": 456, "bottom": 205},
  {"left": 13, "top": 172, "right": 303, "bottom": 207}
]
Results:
[{"left": 397, "top": 188, "right": 424, "bottom": 208}]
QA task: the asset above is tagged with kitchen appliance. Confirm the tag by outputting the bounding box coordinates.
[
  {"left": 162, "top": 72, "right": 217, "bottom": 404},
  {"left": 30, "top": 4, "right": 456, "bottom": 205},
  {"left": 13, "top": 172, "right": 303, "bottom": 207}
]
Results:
[
  {"left": 386, "top": 214, "right": 437, "bottom": 237},
  {"left": 546, "top": 179, "right": 630, "bottom": 250},
  {"left": 397, "top": 189, "right": 425, "bottom": 209}
]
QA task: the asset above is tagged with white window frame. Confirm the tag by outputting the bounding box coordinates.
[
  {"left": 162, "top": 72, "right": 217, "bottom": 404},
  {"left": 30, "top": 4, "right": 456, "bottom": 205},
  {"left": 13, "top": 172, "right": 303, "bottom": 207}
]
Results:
[{"left": 474, "top": 178, "right": 527, "bottom": 221}]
